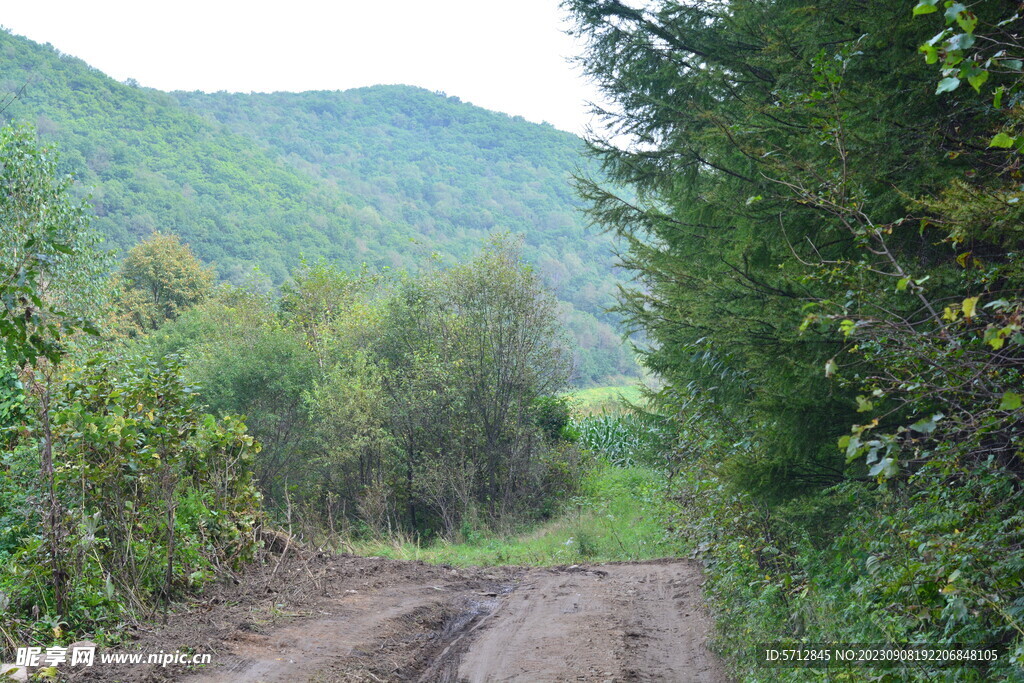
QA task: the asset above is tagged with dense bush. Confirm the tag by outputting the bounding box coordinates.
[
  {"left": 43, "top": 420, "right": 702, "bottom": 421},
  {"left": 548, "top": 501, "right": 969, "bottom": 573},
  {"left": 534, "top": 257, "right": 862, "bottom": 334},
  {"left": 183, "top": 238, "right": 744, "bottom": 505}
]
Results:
[
  {"left": 662, "top": 416, "right": 1024, "bottom": 680},
  {"left": 565, "top": 0, "right": 1024, "bottom": 679},
  {"left": 0, "top": 125, "right": 261, "bottom": 658},
  {"left": 0, "top": 354, "right": 262, "bottom": 651},
  {"left": 148, "top": 238, "right": 581, "bottom": 540}
]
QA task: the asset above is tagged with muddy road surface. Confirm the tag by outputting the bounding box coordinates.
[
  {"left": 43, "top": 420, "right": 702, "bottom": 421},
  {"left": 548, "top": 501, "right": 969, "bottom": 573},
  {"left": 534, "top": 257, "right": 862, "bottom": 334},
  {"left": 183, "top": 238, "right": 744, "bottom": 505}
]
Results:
[
  {"left": 70, "top": 552, "right": 726, "bottom": 682},
  {"left": 452, "top": 561, "right": 722, "bottom": 682}
]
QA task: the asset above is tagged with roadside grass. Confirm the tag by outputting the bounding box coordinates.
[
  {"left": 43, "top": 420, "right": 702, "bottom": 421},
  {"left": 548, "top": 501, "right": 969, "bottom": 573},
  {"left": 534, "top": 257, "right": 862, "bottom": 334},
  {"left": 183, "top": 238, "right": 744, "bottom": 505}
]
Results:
[{"left": 349, "top": 462, "right": 677, "bottom": 567}]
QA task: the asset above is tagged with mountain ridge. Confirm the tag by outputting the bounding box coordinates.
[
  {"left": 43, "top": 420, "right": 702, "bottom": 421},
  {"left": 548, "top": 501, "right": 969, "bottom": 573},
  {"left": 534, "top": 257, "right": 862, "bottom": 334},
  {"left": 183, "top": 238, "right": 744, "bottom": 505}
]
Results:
[{"left": 0, "top": 28, "right": 636, "bottom": 384}]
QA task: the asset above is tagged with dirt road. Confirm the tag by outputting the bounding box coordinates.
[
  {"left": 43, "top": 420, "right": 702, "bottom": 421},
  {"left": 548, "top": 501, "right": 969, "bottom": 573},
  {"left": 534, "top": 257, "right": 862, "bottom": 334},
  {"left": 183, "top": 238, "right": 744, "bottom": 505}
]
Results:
[
  {"left": 453, "top": 562, "right": 722, "bottom": 682},
  {"left": 72, "top": 552, "right": 726, "bottom": 682}
]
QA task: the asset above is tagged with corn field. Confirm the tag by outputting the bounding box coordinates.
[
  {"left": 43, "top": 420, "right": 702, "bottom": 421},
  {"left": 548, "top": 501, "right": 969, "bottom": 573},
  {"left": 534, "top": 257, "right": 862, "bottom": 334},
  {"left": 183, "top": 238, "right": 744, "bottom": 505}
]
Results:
[{"left": 572, "top": 412, "right": 669, "bottom": 467}]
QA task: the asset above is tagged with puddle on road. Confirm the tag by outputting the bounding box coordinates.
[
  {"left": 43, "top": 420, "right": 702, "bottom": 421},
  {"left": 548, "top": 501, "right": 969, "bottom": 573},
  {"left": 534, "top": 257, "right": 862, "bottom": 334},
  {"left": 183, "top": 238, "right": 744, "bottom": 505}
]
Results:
[{"left": 416, "top": 584, "right": 514, "bottom": 683}]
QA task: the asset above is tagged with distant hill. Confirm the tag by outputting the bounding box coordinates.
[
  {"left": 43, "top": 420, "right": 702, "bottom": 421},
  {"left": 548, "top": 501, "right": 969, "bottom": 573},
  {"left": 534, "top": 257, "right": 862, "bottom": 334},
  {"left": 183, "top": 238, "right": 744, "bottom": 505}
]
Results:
[{"left": 0, "top": 28, "right": 637, "bottom": 384}]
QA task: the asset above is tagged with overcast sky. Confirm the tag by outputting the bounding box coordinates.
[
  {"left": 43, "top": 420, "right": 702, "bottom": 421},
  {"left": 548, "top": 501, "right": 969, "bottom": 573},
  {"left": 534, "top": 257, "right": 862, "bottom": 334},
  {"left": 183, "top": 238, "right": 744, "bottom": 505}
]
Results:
[{"left": 1, "top": 0, "right": 606, "bottom": 136}]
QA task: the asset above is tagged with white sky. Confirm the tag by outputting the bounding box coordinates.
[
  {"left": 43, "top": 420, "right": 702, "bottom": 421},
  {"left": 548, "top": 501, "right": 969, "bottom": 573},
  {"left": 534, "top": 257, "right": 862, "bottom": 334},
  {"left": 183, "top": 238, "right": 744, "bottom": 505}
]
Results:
[{"left": 1, "top": 0, "right": 606, "bottom": 136}]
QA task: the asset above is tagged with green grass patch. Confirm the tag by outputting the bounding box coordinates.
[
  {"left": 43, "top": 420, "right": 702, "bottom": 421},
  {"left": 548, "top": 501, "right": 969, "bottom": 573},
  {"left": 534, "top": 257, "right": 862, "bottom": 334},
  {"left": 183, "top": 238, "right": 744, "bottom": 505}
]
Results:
[
  {"left": 564, "top": 384, "right": 646, "bottom": 415},
  {"left": 349, "top": 462, "right": 677, "bottom": 567}
]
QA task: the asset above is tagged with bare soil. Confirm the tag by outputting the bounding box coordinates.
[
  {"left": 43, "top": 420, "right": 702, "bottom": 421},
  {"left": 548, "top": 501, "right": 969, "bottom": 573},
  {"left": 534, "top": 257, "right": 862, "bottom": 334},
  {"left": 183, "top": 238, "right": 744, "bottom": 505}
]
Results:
[
  {"left": 67, "top": 550, "right": 726, "bottom": 682},
  {"left": 454, "top": 560, "right": 724, "bottom": 682}
]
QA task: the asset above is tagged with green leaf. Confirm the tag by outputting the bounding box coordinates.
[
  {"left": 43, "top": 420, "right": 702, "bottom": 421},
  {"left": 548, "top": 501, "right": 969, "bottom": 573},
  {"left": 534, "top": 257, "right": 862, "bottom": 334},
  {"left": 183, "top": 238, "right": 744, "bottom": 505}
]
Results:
[
  {"left": 1002, "top": 59, "right": 1023, "bottom": 71},
  {"left": 920, "top": 44, "right": 939, "bottom": 64},
  {"left": 869, "top": 457, "right": 899, "bottom": 479},
  {"left": 994, "top": 85, "right": 1004, "bottom": 108},
  {"left": 824, "top": 358, "right": 838, "bottom": 378},
  {"left": 844, "top": 435, "right": 863, "bottom": 462},
  {"left": 1000, "top": 392, "right": 1022, "bottom": 411},
  {"left": 896, "top": 277, "right": 911, "bottom": 292},
  {"left": 913, "top": 0, "right": 938, "bottom": 14},
  {"left": 936, "top": 77, "right": 961, "bottom": 94},
  {"left": 948, "top": 32, "right": 975, "bottom": 51},
  {"left": 944, "top": 3, "right": 967, "bottom": 23},
  {"left": 927, "top": 28, "right": 952, "bottom": 46},
  {"left": 967, "top": 69, "right": 988, "bottom": 93},
  {"left": 856, "top": 395, "right": 874, "bottom": 413},
  {"left": 943, "top": 52, "right": 964, "bottom": 69},
  {"left": 909, "top": 413, "right": 944, "bottom": 434},
  {"left": 990, "top": 132, "right": 1016, "bottom": 148}
]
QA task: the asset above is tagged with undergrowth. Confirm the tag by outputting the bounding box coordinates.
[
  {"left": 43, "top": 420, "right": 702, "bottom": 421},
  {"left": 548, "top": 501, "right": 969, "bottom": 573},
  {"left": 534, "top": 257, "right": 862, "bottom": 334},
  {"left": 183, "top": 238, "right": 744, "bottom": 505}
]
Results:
[
  {"left": 349, "top": 460, "right": 677, "bottom": 567},
  {"left": 664, "top": 442, "right": 1024, "bottom": 682},
  {"left": 0, "top": 354, "right": 262, "bottom": 660}
]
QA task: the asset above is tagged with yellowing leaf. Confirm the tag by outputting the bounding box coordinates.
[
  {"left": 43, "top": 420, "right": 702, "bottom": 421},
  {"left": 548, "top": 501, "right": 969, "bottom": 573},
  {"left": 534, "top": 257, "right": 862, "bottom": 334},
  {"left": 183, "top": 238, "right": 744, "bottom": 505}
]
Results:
[
  {"left": 985, "top": 327, "right": 1007, "bottom": 349},
  {"left": 962, "top": 296, "right": 980, "bottom": 320},
  {"left": 956, "top": 9, "right": 978, "bottom": 34}
]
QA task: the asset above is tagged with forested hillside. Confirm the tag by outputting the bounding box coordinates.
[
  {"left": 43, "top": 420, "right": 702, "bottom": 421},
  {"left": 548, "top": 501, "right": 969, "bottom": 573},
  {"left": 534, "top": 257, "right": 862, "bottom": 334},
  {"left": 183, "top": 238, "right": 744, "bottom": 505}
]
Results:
[
  {"left": 0, "top": 119, "right": 585, "bottom": 656},
  {"left": 0, "top": 29, "right": 636, "bottom": 384}
]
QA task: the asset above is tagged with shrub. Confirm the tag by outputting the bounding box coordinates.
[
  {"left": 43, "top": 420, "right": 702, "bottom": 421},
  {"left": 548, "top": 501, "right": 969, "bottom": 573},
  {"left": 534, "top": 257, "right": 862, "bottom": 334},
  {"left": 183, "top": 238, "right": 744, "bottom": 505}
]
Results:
[{"left": 0, "top": 352, "right": 262, "bottom": 655}]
